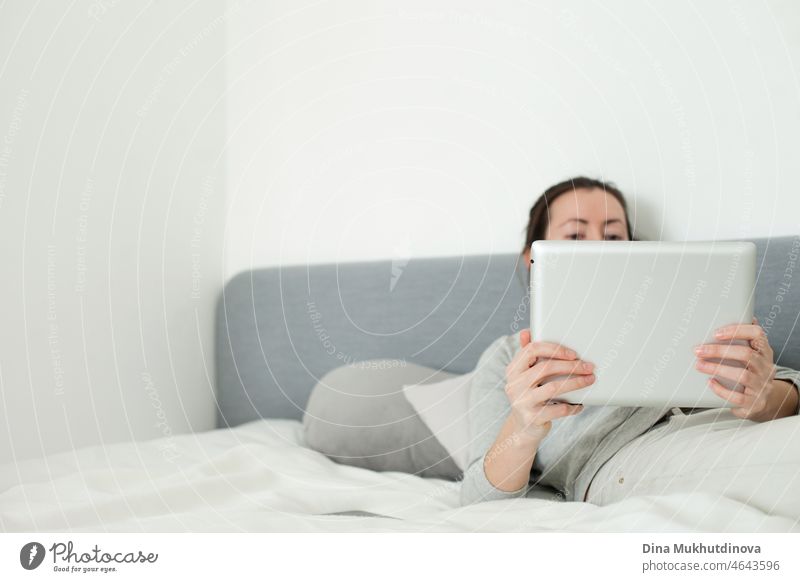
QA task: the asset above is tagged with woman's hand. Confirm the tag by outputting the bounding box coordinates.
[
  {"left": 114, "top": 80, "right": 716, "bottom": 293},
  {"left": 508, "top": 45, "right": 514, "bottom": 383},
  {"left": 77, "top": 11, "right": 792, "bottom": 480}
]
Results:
[
  {"left": 504, "top": 329, "right": 595, "bottom": 445},
  {"left": 694, "top": 317, "right": 797, "bottom": 422}
]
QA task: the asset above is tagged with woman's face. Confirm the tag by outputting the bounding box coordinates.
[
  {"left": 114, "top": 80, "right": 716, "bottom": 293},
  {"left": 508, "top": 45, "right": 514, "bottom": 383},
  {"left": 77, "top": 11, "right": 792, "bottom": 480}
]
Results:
[{"left": 524, "top": 187, "right": 629, "bottom": 265}]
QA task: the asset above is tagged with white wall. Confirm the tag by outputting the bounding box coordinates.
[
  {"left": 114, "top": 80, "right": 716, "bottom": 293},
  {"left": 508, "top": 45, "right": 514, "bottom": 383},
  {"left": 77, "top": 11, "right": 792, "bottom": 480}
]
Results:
[
  {"left": 2, "top": 0, "right": 799, "bottom": 464},
  {"left": 226, "top": 0, "right": 800, "bottom": 277},
  {"left": 0, "top": 1, "right": 228, "bottom": 464}
]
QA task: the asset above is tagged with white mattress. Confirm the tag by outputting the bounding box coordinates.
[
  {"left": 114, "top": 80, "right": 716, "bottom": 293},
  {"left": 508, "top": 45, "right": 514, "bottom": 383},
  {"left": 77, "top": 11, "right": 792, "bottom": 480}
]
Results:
[{"left": 1, "top": 419, "right": 797, "bottom": 532}]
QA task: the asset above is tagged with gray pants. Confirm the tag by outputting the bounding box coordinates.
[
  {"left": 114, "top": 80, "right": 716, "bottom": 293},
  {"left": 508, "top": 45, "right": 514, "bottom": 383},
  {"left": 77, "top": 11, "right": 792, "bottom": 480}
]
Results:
[{"left": 584, "top": 407, "right": 800, "bottom": 519}]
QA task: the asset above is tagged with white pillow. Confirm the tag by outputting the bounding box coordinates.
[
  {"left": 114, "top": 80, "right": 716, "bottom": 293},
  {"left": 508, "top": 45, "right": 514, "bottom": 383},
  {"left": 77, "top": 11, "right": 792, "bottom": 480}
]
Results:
[{"left": 402, "top": 372, "right": 474, "bottom": 471}]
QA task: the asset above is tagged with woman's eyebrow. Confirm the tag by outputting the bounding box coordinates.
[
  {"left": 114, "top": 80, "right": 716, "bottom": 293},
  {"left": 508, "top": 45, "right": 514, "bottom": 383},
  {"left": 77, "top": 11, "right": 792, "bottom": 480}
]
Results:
[
  {"left": 558, "top": 218, "right": 623, "bottom": 227},
  {"left": 559, "top": 218, "right": 587, "bottom": 226}
]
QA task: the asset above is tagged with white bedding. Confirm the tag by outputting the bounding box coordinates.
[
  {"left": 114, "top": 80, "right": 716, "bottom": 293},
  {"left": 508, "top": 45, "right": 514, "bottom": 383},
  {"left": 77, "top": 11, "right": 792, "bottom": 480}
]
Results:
[{"left": 1, "top": 419, "right": 797, "bottom": 532}]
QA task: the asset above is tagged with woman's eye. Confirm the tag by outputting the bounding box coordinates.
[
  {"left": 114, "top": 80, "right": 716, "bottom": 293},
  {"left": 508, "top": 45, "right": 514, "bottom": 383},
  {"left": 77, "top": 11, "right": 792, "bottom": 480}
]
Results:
[
  {"left": 567, "top": 233, "right": 581, "bottom": 240},
  {"left": 605, "top": 234, "right": 622, "bottom": 241}
]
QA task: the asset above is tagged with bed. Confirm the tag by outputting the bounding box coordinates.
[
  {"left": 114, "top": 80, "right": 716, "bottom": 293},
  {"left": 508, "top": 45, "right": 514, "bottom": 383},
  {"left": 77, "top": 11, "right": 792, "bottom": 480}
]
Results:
[{"left": 2, "top": 236, "right": 800, "bottom": 532}]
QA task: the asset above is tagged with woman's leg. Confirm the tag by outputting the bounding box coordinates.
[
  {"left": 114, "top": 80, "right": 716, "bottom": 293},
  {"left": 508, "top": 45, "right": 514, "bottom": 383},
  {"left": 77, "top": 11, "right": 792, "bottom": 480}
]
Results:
[{"left": 584, "top": 408, "right": 800, "bottom": 519}]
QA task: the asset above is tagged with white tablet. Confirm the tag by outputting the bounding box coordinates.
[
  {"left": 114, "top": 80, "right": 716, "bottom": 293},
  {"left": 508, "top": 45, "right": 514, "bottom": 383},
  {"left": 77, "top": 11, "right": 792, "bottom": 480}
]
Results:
[{"left": 529, "top": 240, "right": 756, "bottom": 408}]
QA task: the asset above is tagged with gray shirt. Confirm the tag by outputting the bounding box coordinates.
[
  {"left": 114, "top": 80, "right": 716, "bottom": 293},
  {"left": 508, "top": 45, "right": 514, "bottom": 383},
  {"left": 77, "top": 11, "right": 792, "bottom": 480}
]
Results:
[{"left": 459, "top": 333, "right": 800, "bottom": 506}]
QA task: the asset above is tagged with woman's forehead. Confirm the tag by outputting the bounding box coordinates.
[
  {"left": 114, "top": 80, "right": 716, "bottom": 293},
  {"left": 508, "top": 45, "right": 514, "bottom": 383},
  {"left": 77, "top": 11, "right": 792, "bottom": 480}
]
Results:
[{"left": 548, "top": 188, "right": 626, "bottom": 221}]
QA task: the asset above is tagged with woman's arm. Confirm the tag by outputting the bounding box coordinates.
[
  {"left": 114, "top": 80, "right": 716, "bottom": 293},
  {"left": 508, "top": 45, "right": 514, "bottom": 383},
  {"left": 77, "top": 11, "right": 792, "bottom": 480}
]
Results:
[
  {"left": 772, "top": 365, "right": 800, "bottom": 418},
  {"left": 481, "top": 412, "right": 542, "bottom": 491},
  {"left": 460, "top": 331, "right": 595, "bottom": 506},
  {"left": 460, "top": 335, "right": 532, "bottom": 505}
]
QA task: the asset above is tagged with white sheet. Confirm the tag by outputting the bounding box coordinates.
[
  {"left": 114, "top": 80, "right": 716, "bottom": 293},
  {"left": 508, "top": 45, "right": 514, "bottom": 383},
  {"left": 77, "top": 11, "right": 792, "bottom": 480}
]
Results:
[{"left": 1, "top": 419, "right": 797, "bottom": 532}]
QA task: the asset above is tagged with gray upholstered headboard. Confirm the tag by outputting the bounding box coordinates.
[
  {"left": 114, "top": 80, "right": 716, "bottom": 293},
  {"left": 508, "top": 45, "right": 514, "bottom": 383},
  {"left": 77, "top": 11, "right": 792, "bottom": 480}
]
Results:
[{"left": 215, "top": 236, "right": 800, "bottom": 428}]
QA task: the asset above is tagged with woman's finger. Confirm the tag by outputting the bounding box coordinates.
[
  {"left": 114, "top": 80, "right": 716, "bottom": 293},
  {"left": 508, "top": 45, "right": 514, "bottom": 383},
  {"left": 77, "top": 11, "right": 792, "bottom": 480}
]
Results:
[
  {"left": 530, "top": 401, "right": 585, "bottom": 424},
  {"left": 708, "top": 377, "right": 750, "bottom": 408},
  {"left": 526, "top": 357, "right": 593, "bottom": 387},
  {"left": 505, "top": 360, "right": 590, "bottom": 403},
  {"left": 508, "top": 329, "right": 532, "bottom": 377},
  {"left": 695, "top": 358, "right": 753, "bottom": 387},
  {"left": 519, "top": 329, "right": 531, "bottom": 349},
  {"left": 531, "top": 373, "right": 595, "bottom": 404},
  {"left": 693, "top": 343, "right": 758, "bottom": 368},
  {"left": 506, "top": 341, "right": 578, "bottom": 376},
  {"left": 714, "top": 323, "right": 766, "bottom": 341}
]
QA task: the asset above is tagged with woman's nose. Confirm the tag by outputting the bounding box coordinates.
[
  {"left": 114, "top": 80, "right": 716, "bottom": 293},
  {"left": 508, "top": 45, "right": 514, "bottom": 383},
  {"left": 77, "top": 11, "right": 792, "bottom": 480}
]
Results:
[{"left": 586, "top": 229, "right": 605, "bottom": 240}]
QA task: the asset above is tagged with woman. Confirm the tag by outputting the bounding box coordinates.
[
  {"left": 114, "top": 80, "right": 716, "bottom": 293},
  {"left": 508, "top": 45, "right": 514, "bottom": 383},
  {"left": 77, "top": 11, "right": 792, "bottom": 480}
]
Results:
[{"left": 460, "top": 176, "right": 800, "bottom": 509}]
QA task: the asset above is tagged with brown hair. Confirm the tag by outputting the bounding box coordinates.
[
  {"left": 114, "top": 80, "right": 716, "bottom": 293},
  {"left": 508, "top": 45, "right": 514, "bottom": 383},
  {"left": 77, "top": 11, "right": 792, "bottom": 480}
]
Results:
[{"left": 522, "top": 176, "right": 634, "bottom": 255}]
